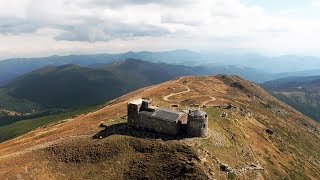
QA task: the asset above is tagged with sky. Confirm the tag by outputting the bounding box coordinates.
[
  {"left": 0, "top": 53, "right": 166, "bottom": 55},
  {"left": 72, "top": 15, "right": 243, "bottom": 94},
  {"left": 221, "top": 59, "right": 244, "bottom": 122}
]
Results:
[{"left": 0, "top": 0, "right": 320, "bottom": 60}]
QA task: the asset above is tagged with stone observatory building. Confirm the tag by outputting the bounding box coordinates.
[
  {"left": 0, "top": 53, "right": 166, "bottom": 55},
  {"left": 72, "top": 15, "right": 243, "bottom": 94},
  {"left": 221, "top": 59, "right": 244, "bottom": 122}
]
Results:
[{"left": 127, "top": 98, "right": 208, "bottom": 137}]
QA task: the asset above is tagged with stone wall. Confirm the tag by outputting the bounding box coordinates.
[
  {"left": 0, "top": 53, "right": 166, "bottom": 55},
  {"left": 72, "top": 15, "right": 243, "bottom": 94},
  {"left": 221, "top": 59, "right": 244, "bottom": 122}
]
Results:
[
  {"left": 127, "top": 99, "right": 209, "bottom": 137},
  {"left": 128, "top": 103, "right": 140, "bottom": 124},
  {"left": 187, "top": 115, "right": 208, "bottom": 137},
  {"left": 129, "top": 113, "right": 181, "bottom": 135}
]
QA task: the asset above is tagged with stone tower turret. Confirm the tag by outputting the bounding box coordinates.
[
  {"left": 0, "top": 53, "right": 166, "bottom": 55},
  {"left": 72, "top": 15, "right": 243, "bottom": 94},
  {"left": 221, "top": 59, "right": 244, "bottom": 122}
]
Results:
[
  {"left": 127, "top": 98, "right": 152, "bottom": 125},
  {"left": 187, "top": 110, "right": 208, "bottom": 137}
]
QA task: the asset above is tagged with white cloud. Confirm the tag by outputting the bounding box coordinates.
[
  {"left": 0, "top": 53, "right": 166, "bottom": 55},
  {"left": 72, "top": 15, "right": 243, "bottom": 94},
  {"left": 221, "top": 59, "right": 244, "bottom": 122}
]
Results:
[
  {"left": 0, "top": 0, "right": 320, "bottom": 59},
  {"left": 0, "top": 0, "right": 29, "bottom": 18},
  {"left": 312, "top": 0, "right": 320, "bottom": 7}
]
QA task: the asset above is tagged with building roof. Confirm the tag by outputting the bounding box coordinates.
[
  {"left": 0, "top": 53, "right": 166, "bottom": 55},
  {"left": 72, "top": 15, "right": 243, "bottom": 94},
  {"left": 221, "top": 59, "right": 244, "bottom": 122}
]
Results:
[
  {"left": 128, "top": 98, "right": 151, "bottom": 105},
  {"left": 129, "top": 99, "right": 143, "bottom": 105},
  {"left": 140, "top": 108, "right": 182, "bottom": 123},
  {"left": 190, "top": 110, "right": 206, "bottom": 118}
]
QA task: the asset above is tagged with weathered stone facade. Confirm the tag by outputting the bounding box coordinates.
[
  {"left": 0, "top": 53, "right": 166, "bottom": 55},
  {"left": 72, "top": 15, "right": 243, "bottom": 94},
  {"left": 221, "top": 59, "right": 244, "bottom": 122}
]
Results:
[
  {"left": 127, "top": 98, "right": 208, "bottom": 137},
  {"left": 187, "top": 110, "right": 208, "bottom": 137}
]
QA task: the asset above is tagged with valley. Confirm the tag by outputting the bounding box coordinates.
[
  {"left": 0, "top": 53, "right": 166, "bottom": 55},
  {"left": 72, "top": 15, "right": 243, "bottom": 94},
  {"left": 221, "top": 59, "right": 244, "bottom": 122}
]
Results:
[{"left": 262, "top": 75, "right": 320, "bottom": 122}]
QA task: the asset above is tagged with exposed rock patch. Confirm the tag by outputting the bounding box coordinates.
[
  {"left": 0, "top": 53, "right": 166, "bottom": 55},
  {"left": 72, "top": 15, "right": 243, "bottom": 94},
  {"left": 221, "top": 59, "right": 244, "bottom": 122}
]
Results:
[{"left": 265, "top": 129, "right": 274, "bottom": 135}]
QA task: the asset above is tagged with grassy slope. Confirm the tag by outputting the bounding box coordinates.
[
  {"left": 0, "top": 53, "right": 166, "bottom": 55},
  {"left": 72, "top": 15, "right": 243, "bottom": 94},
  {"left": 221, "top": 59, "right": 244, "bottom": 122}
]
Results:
[{"left": 0, "top": 89, "right": 40, "bottom": 113}]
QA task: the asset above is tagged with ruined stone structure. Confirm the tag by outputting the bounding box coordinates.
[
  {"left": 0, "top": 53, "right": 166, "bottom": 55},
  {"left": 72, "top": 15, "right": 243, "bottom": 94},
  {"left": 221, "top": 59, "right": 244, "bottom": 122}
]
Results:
[{"left": 127, "top": 98, "right": 208, "bottom": 137}]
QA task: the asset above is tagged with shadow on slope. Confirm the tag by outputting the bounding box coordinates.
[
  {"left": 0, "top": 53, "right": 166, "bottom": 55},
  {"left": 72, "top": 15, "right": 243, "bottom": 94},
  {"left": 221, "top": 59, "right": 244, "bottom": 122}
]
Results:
[{"left": 92, "top": 123, "right": 185, "bottom": 141}]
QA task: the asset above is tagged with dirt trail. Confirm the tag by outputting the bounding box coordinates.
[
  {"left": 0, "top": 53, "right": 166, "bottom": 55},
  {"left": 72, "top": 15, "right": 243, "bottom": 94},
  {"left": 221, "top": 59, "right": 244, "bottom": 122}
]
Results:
[
  {"left": 200, "top": 96, "right": 216, "bottom": 107},
  {"left": 163, "top": 77, "right": 192, "bottom": 102},
  {"left": 163, "top": 77, "right": 216, "bottom": 106},
  {"left": 163, "top": 87, "right": 190, "bottom": 102}
]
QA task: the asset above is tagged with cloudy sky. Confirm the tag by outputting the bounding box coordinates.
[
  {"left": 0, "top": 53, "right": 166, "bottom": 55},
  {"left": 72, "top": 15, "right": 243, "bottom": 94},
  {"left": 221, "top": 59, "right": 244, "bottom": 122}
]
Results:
[{"left": 0, "top": 0, "right": 320, "bottom": 59}]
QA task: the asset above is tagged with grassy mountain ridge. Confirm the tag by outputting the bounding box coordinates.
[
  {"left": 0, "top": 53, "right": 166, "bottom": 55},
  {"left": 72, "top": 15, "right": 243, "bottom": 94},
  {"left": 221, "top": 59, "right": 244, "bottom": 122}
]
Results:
[
  {"left": 0, "top": 54, "right": 118, "bottom": 86},
  {"left": 0, "top": 58, "right": 271, "bottom": 115},
  {"left": 2, "top": 50, "right": 320, "bottom": 86},
  {"left": 5, "top": 59, "right": 196, "bottom": 109},
  {"left": 262, "top": 75, "right": 320, "bottom": 122},
  {"left": 7, "top": 64, "right": 124, "bottom": 109},
  {"left": 0, "top": 50, "right": 199, "bottom": 86},
  {"left": 0, "top": 59, "right": 195, "bottom": 117},
  {"left": 0, "top": 75, "right": 319, "bottom": 179}
]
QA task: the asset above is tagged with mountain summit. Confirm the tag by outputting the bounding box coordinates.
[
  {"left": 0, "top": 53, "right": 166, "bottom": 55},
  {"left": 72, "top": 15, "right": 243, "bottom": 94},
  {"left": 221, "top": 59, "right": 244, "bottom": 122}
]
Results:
[{"left": 0, "top": 75, "right": 319, "bottom": 179}]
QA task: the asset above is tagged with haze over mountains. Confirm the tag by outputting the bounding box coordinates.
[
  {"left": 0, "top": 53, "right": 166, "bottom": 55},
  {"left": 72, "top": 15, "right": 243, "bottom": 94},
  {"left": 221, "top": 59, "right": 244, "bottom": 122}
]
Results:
[{"left": 1, "top": 50, "right": 320, "bottom": 86}]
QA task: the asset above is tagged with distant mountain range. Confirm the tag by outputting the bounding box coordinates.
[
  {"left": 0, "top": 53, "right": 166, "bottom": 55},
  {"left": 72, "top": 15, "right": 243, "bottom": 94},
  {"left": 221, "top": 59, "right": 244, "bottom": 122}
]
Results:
[
  {"left": 203, "top": 53, "right": 320, "bottom": 73},
  {"left": 262, "top": 75, "right": 320, "bottom": 122},
  {"left": 1, "top": 50, "right": 320, "bottom": 86}
]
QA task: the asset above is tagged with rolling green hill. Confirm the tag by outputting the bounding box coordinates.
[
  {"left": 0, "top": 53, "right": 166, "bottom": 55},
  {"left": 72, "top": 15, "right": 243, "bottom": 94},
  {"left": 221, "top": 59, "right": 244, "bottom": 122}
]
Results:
[
  {"left": 2, "top": 58, "right": 269, "bottom": 115},
  {"left": 6, "top": 59, "right": 197, "bottom": 109},
  {"left": 0, "top": 50, "right": 200, "bottom": 86},
  {"left": 7, "top": 64, "right": 125, "bottom": 109},
  {"left": 0, "top": 104, "right": 103, "bottom": 142},
  {"left": 261, "top": 75, "right": 320, "bottom": 122},
  {"left": 0, "top": 59, "right": 195, "bottom": 118}
]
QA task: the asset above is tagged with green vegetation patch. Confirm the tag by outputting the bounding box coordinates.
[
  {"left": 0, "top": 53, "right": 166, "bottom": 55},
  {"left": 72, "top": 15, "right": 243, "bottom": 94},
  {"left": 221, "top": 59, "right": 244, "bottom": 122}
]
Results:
[{"left": 0, "top": 104, "right": 103, "bottom": 143}]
